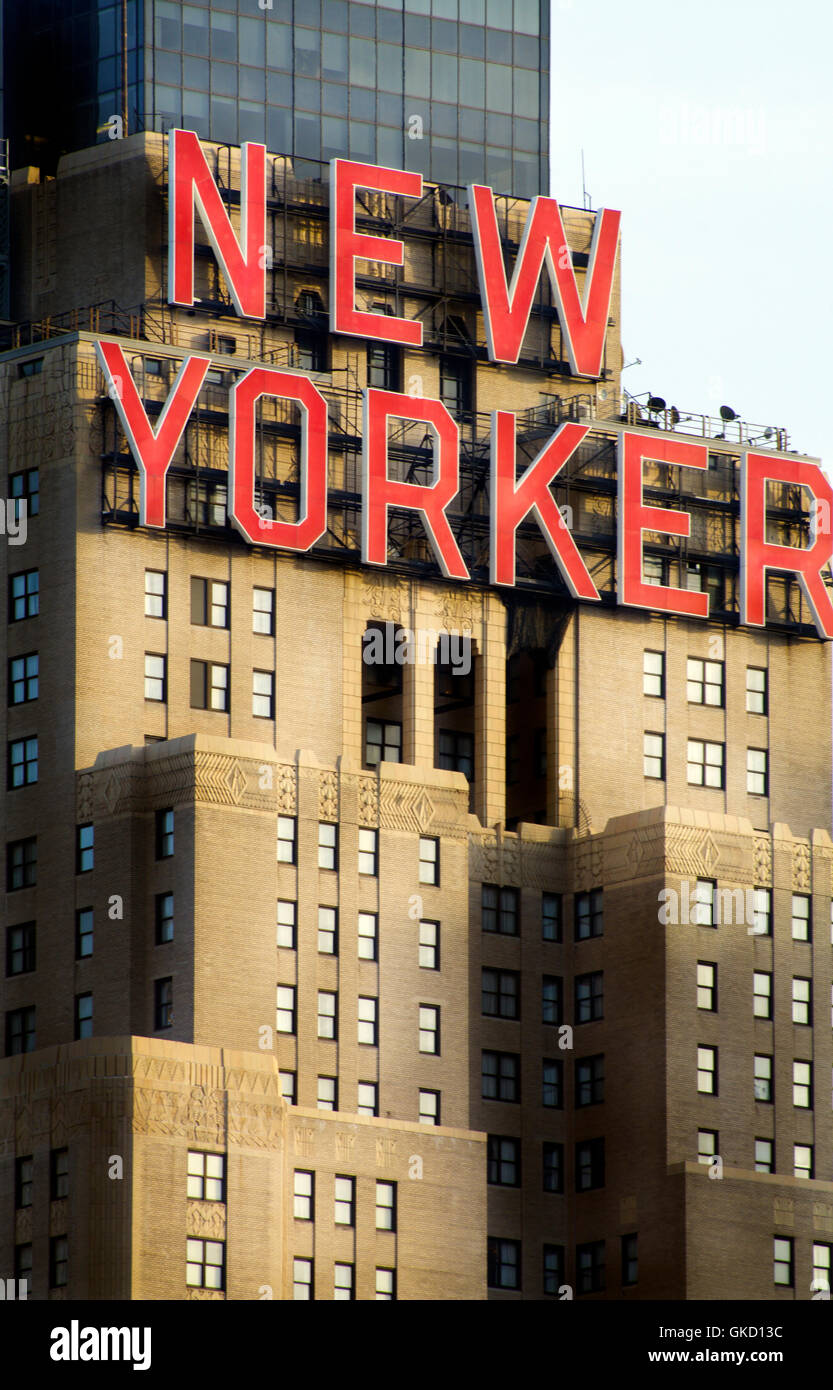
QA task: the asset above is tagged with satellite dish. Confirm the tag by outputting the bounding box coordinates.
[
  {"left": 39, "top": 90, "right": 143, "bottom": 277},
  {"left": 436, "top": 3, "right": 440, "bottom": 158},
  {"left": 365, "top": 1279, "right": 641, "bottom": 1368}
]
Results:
[
  {"left": 719, "top": 405, "right": 737, "bottom": 422},
  {"left": 647, "top": 396, "right": 666, "bottom": 412}
]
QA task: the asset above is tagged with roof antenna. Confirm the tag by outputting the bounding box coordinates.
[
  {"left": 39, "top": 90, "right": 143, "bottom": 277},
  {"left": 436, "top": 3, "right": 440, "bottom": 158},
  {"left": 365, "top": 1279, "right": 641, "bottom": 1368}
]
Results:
[{"left": 581, "top": 150, "right": 591, "bottom": 210}]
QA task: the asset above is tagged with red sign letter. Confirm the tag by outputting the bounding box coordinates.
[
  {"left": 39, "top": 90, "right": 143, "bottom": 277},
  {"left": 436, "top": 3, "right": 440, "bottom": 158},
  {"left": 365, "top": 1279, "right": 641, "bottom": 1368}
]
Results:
[
  {"left": 469, "top": 184, "right": 620, "bottom": 376},
  {"left": 168, "top": 128, "right": 266, "bottom": 319},
  {"left": 618, "top": 431, "right": 709, "bottom": 618},
  {"left": 330, "top": 160, "right": 423, "bottom": 346},
  {"left": 362, "top": 389, "right": 469, "bottom": 579},
  {"left": 741, "top": 451, "right": 833, "bottom": 639},
  {"left": 229, "top": 368, "right": 328, "bottom": 551},
  {"left": 490, "top": 412, "right": 599, "bottom": 598},
  {"left": 96, "top": 340, "right": 209, "bottom": 529}
]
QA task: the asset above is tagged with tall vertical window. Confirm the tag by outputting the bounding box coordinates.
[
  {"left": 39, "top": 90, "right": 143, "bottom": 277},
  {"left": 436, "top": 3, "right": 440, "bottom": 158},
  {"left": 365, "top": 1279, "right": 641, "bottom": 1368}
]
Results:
[
  {"left": 50, "top": 1236, "right": 69, "bottom": 1290},
  {"left": 359, "top": 828, "right": 378, "bottom": 876},
  {"left": 9, "top": 653, "right": 38, "bottom": 705},
  {"left": 75, "top": 909, "right": 93, "bottom": 959},
  {"left": 277, "top": 816, "right": 296, "bottom": 864},
  {"left": 252, "top": 587, "right": 274, "bottom": 635},
  {"left": 191, "top": 577, "right": 229, "bottom": 628},
  {"left": 543, "top": 1059, "right": 563, "bottom": 1108},
  {"left": 773, "top": 1237, "right": 793, "bottom": 1287},
  {"left": 418, "top": 836, "right": 438, "bottom": 884},
  {"left": 9, "top": 569, "right": 39, "bottom": 621},
  {"left": 792, "top": 977, "right": 811, "bottom": 1025},
  {"left": 621, "top": 1235, "right": 638, "bottom": 1287},
  {"left": 334, "top": 1176, "right": 355, "bottom": 1226},
  {"left": 6, "top": 922, "right": 36, "bottom": 975},
  {"left": 156, "top": 809, "right": 174, "bottom": 859},
  {"left": 144, "top": 570, "right": 166, "bottom": 618},
  {"left": 753, "top": 971, "right": 772, "bottom": 1019},
  {"left": 293, "top": 1170, "right": 314, "bottom": 1220},
  {"left": 419, "top": 1090, "right": 440, "bottom": 1125},
  {"left": 334, "top": 1263, "right": 354, "bottom": 1301},
  {"left": 697, "top": 962, "right": 716, "bottom": 1011},
  {"left": 697, "top": 1045, "right": 717, "bottom": 1094},
  {"left": 543, "top": 1142, "right": 564, "bottom": 1193},
  {"left": 746, "top": 667, "right": 767, "bottom": 714},
  {"left": 575, "top": 1138, "right": 605, "bottom": 1191},
  {"left": 575, "top": 889, "right": 603, "bottom": 940},
  {"left": 793, "top": 1061, "right": 812, "bottom": 1108},
  {"left": 367, "top": 342, "right": 400, "bottom": 389},
  {"left": 144, "top": 654, "right": 166, "bottom": 701},
  {"left": 812, "top": 1244, "right": 832, "bottom": 1297},
  {"left": 358, "top": 911, "right": 378, "bottom": 960},
  {"left": 317, "top": 1077, "right": 337, "bottom": 1110},
  {"left": 576, "top": 1241, "right": 605, "bottom": 1294},
  {"left": 643, "top": 650, "right": 664, "bottom": 697},
  {"left": 317, "top": 991, "right": 337, "bottom": 1040},
  {"left": 358, "top": 996, "right": 378, "bottom": 1046},
  {"left": 293, "top": 1257, "right": 313, "bottom": 1300},
  {"left": 276, "top": 985, "right": 296, "bottom": 1034},
  {"left": 252, "top": 671, "right": 274, "bottom": 718},
  {"left": 751, "top": 887, "right": 771, "bottom": 936},
  {"left": 698, "top": 1130, "right": 718, "bottom": 1165},
  {"left": 541, "top": 892, "right": 562, "bottom": 941},
  {"left": 317, "top": 906, "right": 337, "bottom": 955},
  {"left": 155, "top": 893, "right": 174, "bottom": 944},
  {"left": 318, "top": 823, "right": 337, "bottom": 870},
  {"left": 376, "top": 1268, "right": 396, "bottom": 1300},
  {"left": 418, "top": 919, "right": 439, "bottom": 969},
  {"left": 543, "top": 1245, "right": 565, "bottom": 1297},
  {"left": 14, "top": 1242, "right": 32, "bottom": 1296},
  {"left": 375, "top": 1181, "right": 396, "bottom": 1231},
  {"left": 542, "top": 975, "right": 562, "bottom": 1025},
  {"left": 575, "top": 972, "right": 603, "bottom": 1023},
  {"left": 643, "top": 732, "right": 664, "bottom": 779},
  {"left": 8, "top": 737, "right": 38, "bottom": 788},
  {"left": 487, "top": 1237, "right": 520, "bottom": 1291},
  {"left": 76, "top": 824, "right": 94, "bottom": 873},
  {"left": 190, "top": 660, "right": 229, "bottom": 711},
  {"left": 791, "top": 895, "right": 811, "bottom": 941},
  {"left": 276, "top": 900, "right": 296, "bottom": 949},
  {"left": 50, "top": 1147, "right": 69, "bottom": 1199},
  {"left": 357, "top": 1082, "right": 378, "bottom": 1117},
  {"left": 9, "top": 467, "right": 38, "bottom": 517},
  {"left": 693, "top": 879, "right": 715, "bottom": 926},
  {"left": 746, "top": 748, "right": 768, "bottom": 796},
  {"left": 5, "top": 1005, "right": 36, "bottom": 1054},
  {"left": 754, "top": 1054, "right": 773, "bottom": 1102},
  {"left": 7, "top": 837, "right": 37, "bottom": 891},
  {"left": 15, "top": 1156, "right": 33, "bottom": 1209},
  {"left": 754, "top": 1139, "right": 773, "bottom": 1173},
  {"left": 794, "top": 1143, "right": 814, "bottom": 1180},
  {"left": 154, "top": 978, "right": 173, "bottom": 1030},
  {"left": 482, "top": 884, "right": 519, "bottom": 935},
  {"left": 418, "top": 1004, "right": 439, "bottom": 1053},
  {"left": 74, "top": 992, "right": 93, "bottom": 1040}
]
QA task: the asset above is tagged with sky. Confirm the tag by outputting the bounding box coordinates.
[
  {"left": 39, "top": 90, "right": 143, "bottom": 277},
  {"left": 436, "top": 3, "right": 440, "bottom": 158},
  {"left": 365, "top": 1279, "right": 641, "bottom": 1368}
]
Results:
[{"left": 549, "top": 0, "right": 833, "bottom": 471}]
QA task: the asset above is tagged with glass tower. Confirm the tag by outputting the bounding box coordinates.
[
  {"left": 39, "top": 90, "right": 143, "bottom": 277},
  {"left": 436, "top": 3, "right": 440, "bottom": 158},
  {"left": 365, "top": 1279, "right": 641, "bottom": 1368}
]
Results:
[{"left": 3, "top": 0, "right": 549, "bottom": 196}]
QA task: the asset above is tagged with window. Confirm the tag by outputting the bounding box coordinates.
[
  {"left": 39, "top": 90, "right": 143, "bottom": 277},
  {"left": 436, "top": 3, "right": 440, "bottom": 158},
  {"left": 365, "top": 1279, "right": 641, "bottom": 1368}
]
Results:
[
  {"left": 6, "top": 922, "right": 36, "bottom": 976},
  {"left": 277, "top": 900, "right": 296, "bottom": 949},
  {"left": 791, "top": 894, "right": 811, "bottom": 941},
  {"left": 540, "top": 1058, "right": 563, "bottom": 1109},
  {"left": 187, "top": 1152, "right": 225, "bottom": 1202},
  {"left": 376, "top": 1268, "right": 396, "bottom": 1301},
  {"left": 576, "top": 1054, "right": 604, "bottom": 1107},
  {"left": 317, "top": 1076, "right": 337, "bottom": 1110},
  {"left": 541, "top": 892, "right": 562, "bottom": 942},
  {"left": 15, "top": 1156, "right": 33, "bottom": 1209},
  {"left": 8, "top": 737, "right": 38, "bottom": 787},
  {"left": 438, "top": 728, "right": 474, "bottom": 781},
  {"left": 416, "top": 918, "right": 439, "bottom": 969},
  {"left": 643, "top": 650, "right": 664, "bottom": 697},
  {"left": 154, "top": 978, "right": 172, "bottom": 1030},
  {"left": 418, "top": 836, "right": 438, "bottom": 884},
  {"left": 5, "top": 1005, "right": 36, "bottom": 1053},
  {"left": 792, "top": 977, "right": 811, "bottom": 1026},
  {"left": 793, "top": 1060, "right": 812, "bottom": 1108},
  {"left": 9, "top": 569, "right": 39, "bottom": 621},
  {"left": 375, "top": 1180, "right": 396, "bottom": 1231},
  {"left": 643, "top": 732, "right": 664, "bottom": 779},
  {"left": 746, "top": 666, "right": 767, "bottom": 714},
  {"left": 419, "top": 1004, "right": 439, "bottom": 1053},
  {"left": 697, "top": 1045, "right": 717, "bottom": 1094},
  {"left": 144, "top": 653, "right": 166, "bottom": 701},
  {"left": 317, "top": 991, "right": 337, "bottom": 1040},
  {"left": 687, "top": 739, "right": 724, "bottom": 788},
  {"left": 698, "top": 1130, "right": 718, "bottom": 1165},
  {"left": 812, "top": 1244, "right": 831, "bottom": 1297},
  {"left": 542, "top": 975, "right": 562, "bottom": 1025},
  {"left": 334, "top": 1263, "right": 354, "bottom": 1301},
  {"left": 576, "top": 1240, "right": 605, "bottom": 1294},
  {"left": 276, "top": 985, "right": 296, "bottom": 1035},
  {"left": 575, "top": 889, "right": 603, "bottom": 940},
  {"left": 754, "top": 1054, "right": 773, "bottom": 1102},
  {"left": 773, "top": 1237, "right": 793, "bottom": 1287},
  {"left": 482, "top": 1050, "right": 520, "bottom": 1102},
  {"left": 481, "top": 883, "right": 519, "bottom": 935},
  {"left": 335, "top": 1176, "right": 355, "bottom": 1226},
  {"left": 318, "top": 906, "right": 337, "bottom": 955},
  {"left": 410, "top": 1088, "right": 437, "bottom": 1131},
  {"left": 144, "top": 570, "right": 166, "bottom": 618},
  {"left": 543, "top": 1245, "right": 565, "bottom": 1296},
  {"left": 754, "top": 1138, "right": 773, "bottom": 1173},
  {"left": 365, "top": 718, "right": 402, "bottom": 766},
  {"left": 357, "top": 1082, "right": 378, "bottom": 1117},
  {"left": 293, "top": 1170, "right": 313, "bottom": 1220},
  {"left": 622, "top": 1234, "right": 638, "bottom": 1287},
  {"left": 576, "top": 1138, "right": 605, "bottom": 1192},
  {"left": 7, "top": 837, "right": 36, "bottom": 891},
  {"left": 50, "top": 1236, "right": 69, "bottom": 1290},
  {"left": 367, "top": 342, "right": 400, "bottom": 390},
  {"left": 318, "top": 823, "right": 337, "bottom": 870},
  {"left": 9, "top": 653, "right": 38, "bottom": 705},
  {"left": 359, "top": 828, "right": 378, "bottom": 876},
  {"left": 693, "top": 879, "right": 716, "bottom": 926},
  {"left": 74, "top": 993, "right": 93, "bottom": 1040},
  {"left": 15, "top": 1244, "right": 32, "bottom": 1297},
  {"left": 487, "top": 1237, "right": 520, "bottom": 1291},
  {"left": 482, "top": 968, "right": 520, "bottom": 1019},
  {"left": 697, "top": 962, "right": 717, "bottom": 1011},
  {"left": 575, "top": 972, "right": 603, "bottom": 1023},
  {"left": 186, "top": 1238, "right": 225, "bottom": 1290},
  {"left": 543, "top": 1142, "right": 564, "bottom": 1193},
  {"left": 358, "top": 996, "right": 378, "bottom": 1046},
  {"left": 9, "top": 466, "right": 39, "bottom": 515},
  {"left": 154, "top": 808, "right": 174, "bottom": 860},
  {"left": 355, "top": 910, "right": 377, "bottom": 961},
  {"left": 50, "top": 1147, "right": 69, "bottom": 1199},
  {"left": 253, "top": 587, "right": 274, "bottom": 635},
  {"left": 155, "top": 892, "right": 174, "bottom": 945},
  {"left": 277, "top": 816, "right": 296, "bottom": 864},
  {"left": 686, "top": 657, "right": 724, "bottom": 706},
  {"left": 488, "top": 1135, "right": 520, "bottom": 1187},
  {"left": 293, "top": 1257, "right": 313, "bottom": 1300},
  {"left": 252, "top": 671, "right": 274, "bottom": 719},
  {"left": 794, "top": 1143, "right": 814, "bottom": 1181},
  {"left": 190, "top": 660, "right": 229, "bottom": 712},
  {"left": 75, "top": 909, "right": 93, "bottom": 960},
  {"left": 191, "top": 577, "right": 229, "bottom": 628},
  {"left": 753, "top": 971, "right": 772, "bottom": 1019},
  {"left": 280, "top": 1072, "right": 296, "bottom": 1105},
  {"left": 747, "top": 748, "right": 768, "bottom": 796},
  {"left": 751, "top": 887, "right": 771, "bottom": 936}
]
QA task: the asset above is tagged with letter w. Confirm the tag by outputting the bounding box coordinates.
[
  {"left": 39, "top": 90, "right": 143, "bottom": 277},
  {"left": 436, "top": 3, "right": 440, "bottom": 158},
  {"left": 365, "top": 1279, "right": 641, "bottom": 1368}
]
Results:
[{"left": 469, "top": 184, "right": 620, "bottom": 376}]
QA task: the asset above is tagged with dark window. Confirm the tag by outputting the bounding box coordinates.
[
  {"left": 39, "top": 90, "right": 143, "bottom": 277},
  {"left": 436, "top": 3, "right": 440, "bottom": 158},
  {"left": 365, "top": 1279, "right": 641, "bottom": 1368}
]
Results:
[
  {"left": 367, "top": 343, "right": 400, "bottom": 390},
  {"left": 439, "top": 354, "right": 472, "bottom": 415},
  {"left": 487, "top": 1135, "right": 520, "bottom": 1187},
  {"left": 365, "top": 718, "right": 402, "bottom": 767},
  {"left": 575, "top": 889, "right": 603, "bottom": 940},
  {"left": 542, "top": 1058, "right": 563, "bottom": 1108},
  {"left": 190, "top": 660, "right": 229, "bottom": 711},
  {"left": 575, "top": 972, "right": 604, "bottom": 1023},
  {"left": 542, "top": 975, "right": 563, "bottom": 1025},
  {"left": 74, "top": 993, "right": 93, "bottom": 1040},
  {"left": 576, "top": 1054, "right": 605, "bottom": 1107},
  {"left": 9, "top": 652, "right": 38, "bottom": 705},
  {"left": 577, "top": 1240, "right": 605, "bottom": 1294},
  {"left": 50, "top": 1147, "right": 69, "bottom": 1200},
  {"left": 487, "top": 1237, "right": 520, "bottom": 1290},
  {"left": 50, "top": 1235, "right": 68, "bottom": 1289},
  {"left": 437, "top": 727, "right": 474, "bottom": 781},
  {"left": 156, "top": 893, "right": 174, "bottom": 944},
  {"left": 5, "top": 1005, "right": 36, "bottom": 1054},
  {"left": 295, "top": 328, "right": 327, "bottom": 372},
  {"left": 156, "top": 809, "right": 174, "bottom": 858},
  {"left": 8, "top": 737, "right": 38, "bottom": 788},
  {"left": 542, "top": 892, "right": 562, "bottom": 941},
  {"left": 6, "top": 923, "right": 35, "bottom": 976},
  {"left": 155, "top": 978, "right": 173, "bottom": 1030},
  {"left": 76, "top": 824, "right": 94, "bottom": 873},
  {"left": 9, "top": 569, "right": 39, "bottom": 622},
  {"left": 15, "top": 1155, "right": 33, "bottom": 1209},
  {"left": 482, "top": 883, "right": 519, "bottom": 935},
  {"left": 14, "top": 1243, "right": 32, "bottom": 1295},
  {"left": 9, "top": 466, "right": 39, "bottom": 515},
  {"left": 576, "top": 1138, "right": 605, "bottom": 1191},
  {"left": 190, "top": 577, "right": 229, "bottom": 628},
  {"left": 482, "top": 968, "right": 520, "bottom": 1019},
  {"left": 621, "top": 1234, "right": 638, "bottom": 1286},
  {"left": 543, "top": 1142, "right": 564, "bottom": 1193},
  {"left": 482, "top": 1050, "right": 520, "bottom": 1102},
  {"left": 75, "top": 909, "right": 93, "bottom": 960},
  {"left": 7, "top": 837, "right": 36, "bottom": 891},
  {"left": 543, "top": 1244, "right": 565, "bottom": 1296}
]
